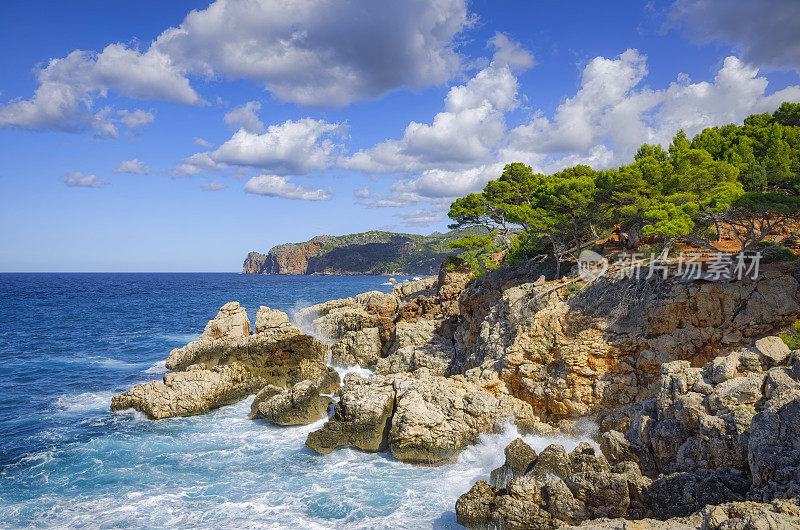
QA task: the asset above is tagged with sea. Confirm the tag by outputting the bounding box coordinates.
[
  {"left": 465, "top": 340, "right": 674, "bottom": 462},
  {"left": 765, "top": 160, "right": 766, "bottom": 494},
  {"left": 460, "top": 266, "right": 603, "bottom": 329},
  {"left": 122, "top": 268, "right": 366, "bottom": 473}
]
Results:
[{"left": 0, "top": 273, "right": 595, "bottom": 529}]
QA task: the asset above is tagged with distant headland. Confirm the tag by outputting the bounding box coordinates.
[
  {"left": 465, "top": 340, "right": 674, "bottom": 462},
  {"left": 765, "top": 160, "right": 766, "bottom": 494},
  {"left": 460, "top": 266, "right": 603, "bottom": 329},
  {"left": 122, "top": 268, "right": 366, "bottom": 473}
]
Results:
[{"left": 242, "top": 228, "right": 488, "bottom": 275}]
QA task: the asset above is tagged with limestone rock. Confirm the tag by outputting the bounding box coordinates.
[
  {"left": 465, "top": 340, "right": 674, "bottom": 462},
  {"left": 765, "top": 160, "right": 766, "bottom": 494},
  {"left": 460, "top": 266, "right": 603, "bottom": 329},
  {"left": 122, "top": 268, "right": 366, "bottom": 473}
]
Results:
[
  {"left": 255, "top": 306, "right": 290, "bottom": 333},
  {"left": 111, "top": 364, "right": 266, "bottom": 419},
  {"left": 306, "top": 371, "right": 539, "bottom": 463},
  {"left": 112, "top": 303, "right": 330, "bottom": 419},
  {"left": 490, "top": 438, "right": 537, "bottom": 488},
  {"left": 330, "top": 327, "right": 381, "bottom": 368},
  {"left": 200, "top": 301, "right": 252, "bottom": 341},
  {"left": 388, "top": 372, "right": 537, "bottom": 463},
  {"left": 251, "top": 380, "right": 333, "bottom": 425},
  {"left": 455, "top": 481, "right": 497, "bottom": 530},
  {"left": 306, "top": 373, "right": 396, "bottom": 454},
  {"left": 755, "top": 335, "right": 791, "bottom": 366}
]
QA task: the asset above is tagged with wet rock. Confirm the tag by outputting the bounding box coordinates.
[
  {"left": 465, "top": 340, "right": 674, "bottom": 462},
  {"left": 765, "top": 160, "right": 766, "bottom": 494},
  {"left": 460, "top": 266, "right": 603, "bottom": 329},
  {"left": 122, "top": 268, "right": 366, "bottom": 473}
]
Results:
[
  {"left": 305, "top": 373, "right": 396, "bottom": 454},
  {"left": 455, "top": 481, "right": 496, "bottom": 530},
  {"left": 111, "top": 364, "right": 266, "bottom": 420},
  {"left": 112, "top": 303, "right": 329, "bottom": 419},
  {"left": 251, "top": 380, "right": 333, "bottom": 425},
  {"left": 388, "top": 371, "right": 538, "bottom": 463},
  {"left": 490, "top": 438, "right": 537, "bottom": 488},
  {"left": 531, "top": 444, "right": 571, "bottom": 480}
]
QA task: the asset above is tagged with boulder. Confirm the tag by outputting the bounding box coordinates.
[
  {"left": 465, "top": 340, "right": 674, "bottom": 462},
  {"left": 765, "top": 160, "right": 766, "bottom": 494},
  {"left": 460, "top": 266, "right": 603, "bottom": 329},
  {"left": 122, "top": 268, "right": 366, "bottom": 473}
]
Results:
[
  {"left": 755, "top": 335, "right": 791, "bottom": 366},
  {"left": 250, "top": 380, "right": 334, "bottom": 425},
  {"left": 306, "top": 371, "right": 540, "bottom": 464},
  {"left": 490, "top": 438, "right": 537, "bottom": 488},
  {"left": 455, "top": 481, "right": 497, "bottom": 530},
  {"left": 388, "top": 371, "right": 538, "bottom": 463},
  {"left": 111, "top": 364, "right": 266, "bottom": 419},
  {"left": 306, "top": 373, "right": 396, "bottom": 454},
  {"left": 199, "top": 301, "right": 251, "bottom": 340},
  {"left": 112, "top": 303, "right": 330, "bottom": 419}
]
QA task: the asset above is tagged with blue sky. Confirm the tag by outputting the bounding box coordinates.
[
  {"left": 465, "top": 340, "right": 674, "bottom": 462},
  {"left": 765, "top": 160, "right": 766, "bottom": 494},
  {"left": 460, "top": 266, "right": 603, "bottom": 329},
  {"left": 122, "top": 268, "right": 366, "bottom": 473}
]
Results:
[{"left": 1, "top": 0, "right": 799, "bottom": 272}]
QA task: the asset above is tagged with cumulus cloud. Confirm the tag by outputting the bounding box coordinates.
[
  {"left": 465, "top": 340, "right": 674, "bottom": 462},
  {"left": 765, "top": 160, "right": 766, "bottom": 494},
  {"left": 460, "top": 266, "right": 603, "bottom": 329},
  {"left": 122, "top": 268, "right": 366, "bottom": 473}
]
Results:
[
  {"left": 114, "top": 158, "right": 149, "bottom": 174},
  {"left": 244, "top": 175, "right": 331, "bottom": 200},
  {"left": 224, "top": 101, "right": 265, "bottom": 133},
  {"left": 1, "top": 0, "right": 472, "bottom": 132},
  {"left": 394, "top": 207, "right": 445, "bottom": 226},
  {"left": 341, "top": 36, "right": 532, "bottom": 174},
  {"left": 504, "top": 51, "right": 800, "bottom": 172},
  {"left": 152, "top": 0, "right": 472, "bottom": 107},
  {"left": 62, "top": 171, "right": 107, "bottom": 188},
  {"left": 175, "top": 118, "right": 345, "bottom": 176},
  {"left": 354, "top": 186, "right": 371, "bottom": 199},
  {"left": 488, "top": 32, "right": 535, "bottom": 71},
  {"left": 670, "top": 0, "right": 800, "bottom": 73},
  {"left": 355, "top": 47, "right": 800, "bottom": 213},
  {"left": 117, "top": 109, "right": 155, "bottom": 129},
  {"left": 201, "top": 181, "right": 226, "bottom": 191},
  {"left": 0, "top": 45, "right": 199, "bottom": 134}
]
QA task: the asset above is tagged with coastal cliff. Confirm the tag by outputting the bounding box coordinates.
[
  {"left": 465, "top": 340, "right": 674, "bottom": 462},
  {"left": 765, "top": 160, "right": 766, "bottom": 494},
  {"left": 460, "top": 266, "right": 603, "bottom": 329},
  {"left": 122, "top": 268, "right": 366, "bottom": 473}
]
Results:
[
  {"left": 242, "top": 228, "right": 487, "bottom": 275},
  {"left": 113, "top": 255, "right": 800, "bottom": 528}
]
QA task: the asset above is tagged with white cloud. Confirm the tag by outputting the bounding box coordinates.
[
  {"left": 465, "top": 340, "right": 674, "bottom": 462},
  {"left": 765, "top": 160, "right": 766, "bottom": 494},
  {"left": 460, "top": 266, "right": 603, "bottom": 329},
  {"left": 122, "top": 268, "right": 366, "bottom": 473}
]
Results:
[
  {"left": 355, "top": 48, "right": 800, "bottom": 212},
  {"left": 354, "top": 186, "right": 371, "bottom": 199},
  {"left": 503, "top": 50, "right": 800, "bottom": 173},
  {"left": 488, "top": 32, "right": 535, "bottom": 71},
  {"left": 176, "top": 118, "right": 345, "bottom": 176},
  {"left": 341, "top": 40, "right": 530, "bottom": 174},
  {"left": 670, "top": 0, "right": 800, "bottom": 73},
  {"left": 395, "top": 207, "right": 445, "bottom": 226},
  {"left": 153, "top": 0, "right": 472, "bottom": 107},
  {"left": 244, "top": 175, "right": 331, "bottom": 200},
  {"left": 392, "top": 164, "right": 503, "bottom": 199},
  {"left": 62, "top": 171, "right": 107, "bottom": 188},
  {"left": 0, "top": 45, "right": 199, "bottom": 134},
  {"left": 194, "top": 137, "right": 214, "bottom": 148},
  {"left": 201, "top": 181, "right": 226, "bottom": 191},
  {"left": 117, "top": 109, "right": 155, "bottom": 129},
  {"left": 224, "top": 101, "right": 265, "bottom": 133},
  {"left": 1, "top": 0, "right": 472, "bottom": 130},
  {"left": 114, "top": 158, "right": 149, "bottom": 175}
]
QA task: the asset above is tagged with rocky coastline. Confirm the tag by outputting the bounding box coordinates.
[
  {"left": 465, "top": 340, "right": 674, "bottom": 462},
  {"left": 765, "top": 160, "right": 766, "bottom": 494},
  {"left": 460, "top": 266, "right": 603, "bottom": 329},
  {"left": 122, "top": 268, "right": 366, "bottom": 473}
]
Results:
[{"left": 111, "top": 257, "right": 800, "bottom": 528}]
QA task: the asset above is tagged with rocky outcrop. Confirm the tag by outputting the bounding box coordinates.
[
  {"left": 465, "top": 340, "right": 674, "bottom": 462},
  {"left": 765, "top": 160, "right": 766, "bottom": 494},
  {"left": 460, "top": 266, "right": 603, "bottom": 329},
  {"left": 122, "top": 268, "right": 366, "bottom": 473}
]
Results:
[
  {"left": 455, "top": 332, "right": 800, "bottom": 529},
  {"left": 306, "top": 369, "right": 546, "bottom": 463},
  {"left": 111, "top": 303, "right": 331, "bottom": 419},
  {"left": 455, "top": 435, "right": 800, "bottom": 529},
  {"left": 456, "top": 438, "right": 648, "bottom": 529},
  {"left": 242, "top": 228, "right": 488, "bottom": 275},
  {"left": 451, "top": 270, "right": 800, "bottom": 429},
  {"left": 242, "top": 252, "right": 268, "bottom": 274}
]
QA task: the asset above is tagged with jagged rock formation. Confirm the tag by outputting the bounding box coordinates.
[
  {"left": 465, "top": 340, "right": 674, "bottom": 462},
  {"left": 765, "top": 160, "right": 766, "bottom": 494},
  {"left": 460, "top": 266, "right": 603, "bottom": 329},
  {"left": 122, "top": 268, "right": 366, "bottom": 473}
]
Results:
[
  {"left": 456, "top": 333, "right": 800, "bottom": 528},
  {"left": 297, "top": 259, "right": 800, "bottom": 428},
  {"left": 242, "top": 228, "right": 487, "bottom": 275},
  {"left": 305, "top": 369, "right": 548, "bottom": 463},
  {"left": 111, "top": 303, "right": 331, "bottom": 419}
]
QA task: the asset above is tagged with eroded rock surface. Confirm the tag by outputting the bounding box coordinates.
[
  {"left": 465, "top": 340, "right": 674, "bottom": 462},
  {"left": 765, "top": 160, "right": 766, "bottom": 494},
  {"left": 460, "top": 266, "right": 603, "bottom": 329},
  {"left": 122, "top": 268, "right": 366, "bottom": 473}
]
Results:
[
  {"left": 306, "top": 370, "right": 544, "bottom": 463},
  {"left": 112, "top": 304, "right": 331, "bottom": 419}
]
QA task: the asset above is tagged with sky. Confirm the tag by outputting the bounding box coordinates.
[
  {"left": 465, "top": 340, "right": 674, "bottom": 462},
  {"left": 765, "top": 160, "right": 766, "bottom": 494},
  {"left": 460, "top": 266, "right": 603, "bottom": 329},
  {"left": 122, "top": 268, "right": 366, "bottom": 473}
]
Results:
[{"left": 1, "top": 0, "right": 799, "bottom": 272}]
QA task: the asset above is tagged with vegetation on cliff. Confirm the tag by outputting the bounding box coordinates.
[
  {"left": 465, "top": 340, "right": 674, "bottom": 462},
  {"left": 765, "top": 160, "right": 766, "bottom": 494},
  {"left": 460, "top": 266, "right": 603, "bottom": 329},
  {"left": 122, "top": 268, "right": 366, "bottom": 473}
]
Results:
[
  {"left": 448, "top": 102, "right": 800, "bottom": 274},
  {"left": 243, "top": 227, "right": 492, "bottom": 275}
]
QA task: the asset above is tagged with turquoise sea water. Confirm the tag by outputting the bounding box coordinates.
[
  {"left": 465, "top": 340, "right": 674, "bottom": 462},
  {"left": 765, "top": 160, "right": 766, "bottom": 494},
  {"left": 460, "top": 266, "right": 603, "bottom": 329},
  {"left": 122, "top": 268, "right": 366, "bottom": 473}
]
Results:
[{"left": 0, "top": 273, "right": 593, "bottom": 528}]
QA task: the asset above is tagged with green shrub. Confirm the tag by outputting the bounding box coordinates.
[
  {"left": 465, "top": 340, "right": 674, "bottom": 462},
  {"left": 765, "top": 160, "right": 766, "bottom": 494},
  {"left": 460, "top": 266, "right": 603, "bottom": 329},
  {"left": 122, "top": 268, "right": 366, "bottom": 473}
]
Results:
[
  {"left": 757, "top": 241, "right": 796, "bottom": 263},
  {"left": 780, "top": 320, "right": 800, "bottom": 349}
]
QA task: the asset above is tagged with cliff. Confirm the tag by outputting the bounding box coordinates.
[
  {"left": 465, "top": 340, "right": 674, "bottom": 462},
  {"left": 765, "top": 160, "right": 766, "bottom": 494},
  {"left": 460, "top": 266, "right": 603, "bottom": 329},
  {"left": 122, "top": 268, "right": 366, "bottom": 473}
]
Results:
[{"left": 242, "top": 228, "right": 487, "bottom": 275}]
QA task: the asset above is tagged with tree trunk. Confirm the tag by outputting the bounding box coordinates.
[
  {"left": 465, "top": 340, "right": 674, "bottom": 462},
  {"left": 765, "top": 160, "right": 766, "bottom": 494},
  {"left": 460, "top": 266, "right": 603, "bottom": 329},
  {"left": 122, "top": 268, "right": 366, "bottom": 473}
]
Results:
[{"left": 658, "top": 237, "right": 675, "bottom": 261}]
